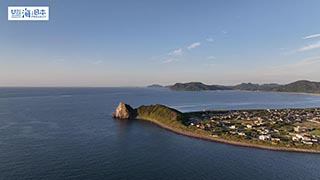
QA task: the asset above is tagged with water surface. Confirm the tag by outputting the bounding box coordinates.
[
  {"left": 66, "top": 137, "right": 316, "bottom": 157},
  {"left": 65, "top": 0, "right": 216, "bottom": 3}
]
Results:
[{"left": 0, "top": 88, "right": 319, "bottom": 180}]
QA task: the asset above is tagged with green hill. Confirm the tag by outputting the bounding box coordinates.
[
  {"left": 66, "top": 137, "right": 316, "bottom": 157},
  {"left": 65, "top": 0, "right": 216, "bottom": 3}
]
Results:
[{"left": 136, "top": 104, "right": 186, "bottom": 124}]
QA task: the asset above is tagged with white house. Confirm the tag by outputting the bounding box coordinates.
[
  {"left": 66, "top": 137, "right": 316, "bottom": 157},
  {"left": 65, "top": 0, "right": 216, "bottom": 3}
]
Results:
[{"left": 259, "top": 135, "right": 271, "bottom": 141}]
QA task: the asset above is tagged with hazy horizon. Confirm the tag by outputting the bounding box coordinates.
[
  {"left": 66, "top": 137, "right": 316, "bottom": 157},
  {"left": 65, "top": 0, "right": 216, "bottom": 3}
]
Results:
[
  {"left": 0, "top": 79, "right": 316, "bottom": 88},
  {"left": 1, "top": 0, "right": 320, "bottom": 86}
]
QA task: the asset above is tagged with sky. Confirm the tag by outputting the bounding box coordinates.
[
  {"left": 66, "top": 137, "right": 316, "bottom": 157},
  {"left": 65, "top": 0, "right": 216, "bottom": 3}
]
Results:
[{"left": 1, "top": 0, "right": 320, "bottom": 87}]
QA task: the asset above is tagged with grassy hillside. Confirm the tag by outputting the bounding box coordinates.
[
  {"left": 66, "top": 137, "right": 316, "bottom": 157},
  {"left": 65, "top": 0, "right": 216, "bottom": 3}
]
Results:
[{"left": 136, "top": 104, "right": 186, "bottom": 125}]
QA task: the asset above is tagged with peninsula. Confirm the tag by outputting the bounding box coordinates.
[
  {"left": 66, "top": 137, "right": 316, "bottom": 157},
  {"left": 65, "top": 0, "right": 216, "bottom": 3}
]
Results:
[{"left": 113, "top": 102, "right": 320, "bottom": 153}]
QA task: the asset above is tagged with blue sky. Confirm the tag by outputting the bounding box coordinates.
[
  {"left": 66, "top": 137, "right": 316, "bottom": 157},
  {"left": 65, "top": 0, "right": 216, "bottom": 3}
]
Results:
[{"left": 1, "top": 0, "right": 320, "bottom": 86}]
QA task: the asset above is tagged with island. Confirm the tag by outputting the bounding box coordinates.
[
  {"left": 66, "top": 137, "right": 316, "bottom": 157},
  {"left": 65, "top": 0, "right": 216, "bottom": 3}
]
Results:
[
  {"left": 113, "top": 102, "right": 320, "bottom": 153},
  {"left": 147, "top": 84, "right": 164, "bottom": 88}
]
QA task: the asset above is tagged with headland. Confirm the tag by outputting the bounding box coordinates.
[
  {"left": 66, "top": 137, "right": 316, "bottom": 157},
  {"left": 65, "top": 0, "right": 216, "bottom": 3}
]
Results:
[{"left": 112, "top": 102, "right": 320, "bottom": 153}]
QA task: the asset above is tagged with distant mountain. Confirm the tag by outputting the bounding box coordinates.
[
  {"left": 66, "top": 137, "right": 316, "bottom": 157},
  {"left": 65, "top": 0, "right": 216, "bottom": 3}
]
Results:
[
  {"left": 234, "top": 83, "right": 280, "bottom": 91},
  {"left": 270, "top": 80, "right": 320, "bottom": 93},
  {"left": 167, "top": 80, "right": 320, "bottom": 93},
  {"left": 259, "top": 83, "right": 281, "bottom": 89},
  {"left": 233, "top": 83, "right": 260, "bottom": 91},
  {"left": 147, "top": 84, "right": 164, "bottom": 88},
  {"left": 168, "top": 82, "right": 232, "bottom": 91}
]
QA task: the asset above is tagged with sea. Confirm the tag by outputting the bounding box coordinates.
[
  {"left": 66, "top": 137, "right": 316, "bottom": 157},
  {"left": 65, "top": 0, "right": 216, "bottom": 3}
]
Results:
[{"left": 0, "top": 87, "right": 319, "bottom": 180}]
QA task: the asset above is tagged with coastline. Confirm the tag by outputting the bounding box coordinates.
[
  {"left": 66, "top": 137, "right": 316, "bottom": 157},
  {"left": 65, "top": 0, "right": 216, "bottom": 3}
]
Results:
[
  {"left": 252, "top": 90, "right": 320, "bottom": 96},
  {"left": 136, "top": 117, "right": 320, "bottom": 154},
  {"left": 221, "top": 89, "right": 320, "bottom": 96}
]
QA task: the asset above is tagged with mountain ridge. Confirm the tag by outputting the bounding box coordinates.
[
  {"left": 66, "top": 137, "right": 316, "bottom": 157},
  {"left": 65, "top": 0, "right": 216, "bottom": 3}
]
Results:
[{"left": 165, "top": 80, "right": 320, "bottom": 93}]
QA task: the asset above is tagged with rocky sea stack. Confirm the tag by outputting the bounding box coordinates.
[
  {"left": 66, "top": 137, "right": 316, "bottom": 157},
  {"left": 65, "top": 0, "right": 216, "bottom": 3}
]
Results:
[{"left": 112, "top": 102, "right": 137, "bottom": 119}]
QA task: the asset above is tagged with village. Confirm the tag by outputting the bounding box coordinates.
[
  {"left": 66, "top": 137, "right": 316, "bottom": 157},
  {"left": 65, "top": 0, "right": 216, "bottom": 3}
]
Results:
[{"left": 188, "top": 108, "right": 320, "bottom": 146}]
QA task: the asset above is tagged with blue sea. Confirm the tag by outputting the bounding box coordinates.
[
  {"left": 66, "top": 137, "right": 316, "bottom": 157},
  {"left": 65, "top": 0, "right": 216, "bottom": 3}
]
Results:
[{"left": 0, "top": 87, "right": 320, "bottom": 180}]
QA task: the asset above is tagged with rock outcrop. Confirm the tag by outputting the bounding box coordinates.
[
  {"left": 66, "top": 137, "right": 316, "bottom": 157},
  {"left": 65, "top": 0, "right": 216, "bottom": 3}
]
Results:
[{"left": 112, "top": 102, "right": 136, "bottom": 119}]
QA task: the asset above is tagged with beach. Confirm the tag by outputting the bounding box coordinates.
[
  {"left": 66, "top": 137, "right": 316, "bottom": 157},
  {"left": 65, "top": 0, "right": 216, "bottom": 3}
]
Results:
[{"left": 137, "top": 117, "right": 320, "bottom": 154}]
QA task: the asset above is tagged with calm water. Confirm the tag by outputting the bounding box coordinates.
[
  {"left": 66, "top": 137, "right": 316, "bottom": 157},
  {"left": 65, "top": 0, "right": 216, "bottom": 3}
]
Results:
[{"left": 0, "top": 88, "right": 320, "bottom": 180}]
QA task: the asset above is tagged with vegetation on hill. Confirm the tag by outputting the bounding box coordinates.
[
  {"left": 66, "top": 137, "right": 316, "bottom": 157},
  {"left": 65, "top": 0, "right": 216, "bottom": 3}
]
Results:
[
  {"left": 167, "top": 80, "right": 320, "bottom": 93},
  {"left": 270, "top": 80, "right": 320, "bottom": 93},
  {"left": 136, "top": 104, "right": 187, "bottom": 124}
]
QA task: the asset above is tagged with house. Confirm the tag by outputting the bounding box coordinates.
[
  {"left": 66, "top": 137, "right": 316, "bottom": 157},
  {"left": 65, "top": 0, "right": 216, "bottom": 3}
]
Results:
[
  {"left": 259, "top": 135, "right": 271, "bottom": 141},
  {"left": 311, "top": 138, "right": 318, "bottom": 142},
  {"left": 295, "top": 134, "right": 303, "bottom": 139},
  {"left": 302, "top": 141, "right": 313, "bottom": 145},
  {"left": 294, "top": 126, "right": 307, "bottom": 133},
  {"left": 238, "top": 132, "right": 246, "bottom": 136},
  {"left": 271, "top": 138, "right": 281, "bottom": 142},
  {"left": 292, "top": 136, "right": 299, "bottom": 141},
  {"left": 302, "top": 135, "right": 311, "bottom": 141},
  {"left": 204, "top": 124, "right": 211, "bottom": 131}
]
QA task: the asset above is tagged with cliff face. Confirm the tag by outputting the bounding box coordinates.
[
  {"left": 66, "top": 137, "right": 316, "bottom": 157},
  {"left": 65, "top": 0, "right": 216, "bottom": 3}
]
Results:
[
  {"left": 112, "top": 102, "right": 186, "bottom": 124},
  {"left": 112, "top": 102, "right": 137, "bottom": 119}
]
